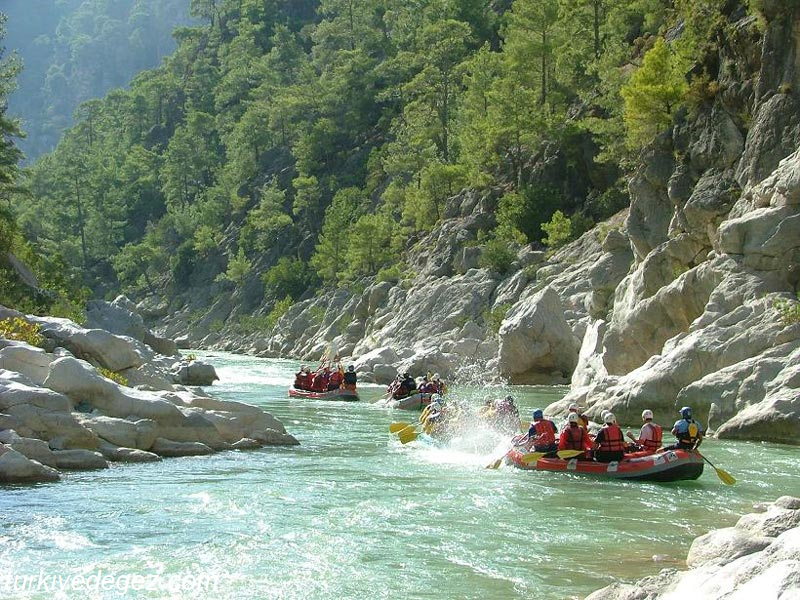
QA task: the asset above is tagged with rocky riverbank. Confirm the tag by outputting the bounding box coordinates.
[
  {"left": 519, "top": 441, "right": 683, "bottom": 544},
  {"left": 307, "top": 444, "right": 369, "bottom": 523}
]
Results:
[
  {"left": 0, "top": 299, "right": 297, "bottom": 484},
  {"left": 586, "top": 495, "right": 800, "bottom": 599}
]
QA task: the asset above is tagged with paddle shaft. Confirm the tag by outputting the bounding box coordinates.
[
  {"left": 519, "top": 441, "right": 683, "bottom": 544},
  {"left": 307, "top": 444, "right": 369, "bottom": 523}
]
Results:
[{"left": 696, "top": 449, "right": 736, "bottom": 485}]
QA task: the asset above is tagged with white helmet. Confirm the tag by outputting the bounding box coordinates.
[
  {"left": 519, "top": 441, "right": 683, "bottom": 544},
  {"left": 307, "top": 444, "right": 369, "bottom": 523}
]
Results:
[
  {"left": 603, "top": 412, "right": 616, "bottom": 424},
  {"left": 601, "top": 410, "right": 611, "bottom": 420},
  {"left": 642, "top": 409, "right": 654, "bottom": 420},
  {"left": 568, "top": 413, "right": 580, "bottom": 424}
]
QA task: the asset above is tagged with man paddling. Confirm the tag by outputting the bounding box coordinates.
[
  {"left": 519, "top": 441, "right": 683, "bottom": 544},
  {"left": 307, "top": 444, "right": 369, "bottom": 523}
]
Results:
[
  {"left": 626, "top": 409, "right": 663, "bottom": 453},
  {"left": 666, "top": 406, "right": 704, "bottom": 450}
]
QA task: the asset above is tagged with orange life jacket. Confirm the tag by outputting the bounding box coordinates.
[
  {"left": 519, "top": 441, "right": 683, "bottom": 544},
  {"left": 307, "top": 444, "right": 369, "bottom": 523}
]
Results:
[
  {"left": 532, "top": 419, "right": 556, "bottom": 446},
  {"left": 642, "top": 422, "right": 663, "bottom": 451},
  {"left": 598, "top": 424, "right": 625, "bottom": 452},
  {"left": 561, "top": 425, "right": 589, "bottom": 451}
]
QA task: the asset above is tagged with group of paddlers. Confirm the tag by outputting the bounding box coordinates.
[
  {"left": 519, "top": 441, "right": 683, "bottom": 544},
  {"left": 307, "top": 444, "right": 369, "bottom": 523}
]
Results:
[
  {"left": 293, "top": 364, "right": 358, "bottom": 392},
  {"left": 517, "top": 403, "right": 706, "bottom": 462},
  {"left": 386, "top": 372, "right": 446, "bottom": 399}
]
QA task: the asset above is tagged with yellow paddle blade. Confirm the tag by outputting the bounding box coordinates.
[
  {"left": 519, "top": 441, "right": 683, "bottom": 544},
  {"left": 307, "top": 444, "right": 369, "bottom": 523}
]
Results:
[
  {"left": 556, "top": 449, "right": 586, "bottom": 459},
  {"left": 520, "top": 452, "right": 546, "bottom": 464},
  {"left": 485, "top": 457, "right": 504, "bottom": 469},
  {"left": 419, "top": 405, "right": 432, "bottom": 423},
  {"left": 520, "top": 420, "right": 529, "bottom": 433},
  {"left": 398, "top": 428, "right": 420, "bottom": 444},
  {"left": 715, "top": 467, "right": 736, "bottom": 485},
  {"left": 389, "top": 422, "right": 413, "bottom": 433}
]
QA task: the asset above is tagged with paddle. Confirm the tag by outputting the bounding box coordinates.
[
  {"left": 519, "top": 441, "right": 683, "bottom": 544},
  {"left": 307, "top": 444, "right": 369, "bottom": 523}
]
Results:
[
  {"left": 485, "top": 433, "right": 529, "bottom": 469},
  {"left": 696, "top": 449, "right": 736, "bottom": 485},
  {"left": 520, "top": 449, "right": 586, "bottom": 464},
  {"left": 388, "top": 420, "right": 425, "bottom": 444},
  {"left": 398, "top": 427, "right": 421, "bottom": 444},
  {"left": 389, "top": 421, "right": 414, "bottom": 433}
]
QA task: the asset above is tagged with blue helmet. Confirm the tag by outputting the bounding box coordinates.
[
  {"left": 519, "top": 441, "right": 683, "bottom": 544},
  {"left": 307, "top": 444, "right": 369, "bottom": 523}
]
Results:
[
  {"left": 680, "top": 406, "right": 692, "bottom": 419},
  {"left": 532, "top": 409, "right": 543, "bottom": 420}
]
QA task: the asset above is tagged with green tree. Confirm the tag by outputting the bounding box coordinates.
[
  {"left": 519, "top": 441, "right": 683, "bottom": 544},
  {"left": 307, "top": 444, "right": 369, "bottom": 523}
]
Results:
[
  {"left": 218, "top": 247, "right": 252, "bottom": 287},
  {"left": 620, "top": 38, "right": 689, "bottom": 148},
  {"left": 310, "top": 187, "right": 364, "bottom": 284},
  {"left": 344, "top": 211, "right": 394, "bottom": 279}
]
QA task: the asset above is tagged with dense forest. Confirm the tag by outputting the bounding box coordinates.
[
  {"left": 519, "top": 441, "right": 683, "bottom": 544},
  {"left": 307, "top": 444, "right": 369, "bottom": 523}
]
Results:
[
  {"left": 0, "top": 0, "right": 779, "bottom": 328},
  {"left": 3, "top": 0, "right": 192, "bottom": 161}
]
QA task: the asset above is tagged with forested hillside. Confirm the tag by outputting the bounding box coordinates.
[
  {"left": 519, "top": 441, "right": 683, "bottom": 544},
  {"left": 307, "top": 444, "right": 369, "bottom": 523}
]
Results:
[
  {"left": 4, "top": 0, "right": 192, "bottom": 161},
  {"left": 4, "top": 0, "right": 777, "bottom": 328}
]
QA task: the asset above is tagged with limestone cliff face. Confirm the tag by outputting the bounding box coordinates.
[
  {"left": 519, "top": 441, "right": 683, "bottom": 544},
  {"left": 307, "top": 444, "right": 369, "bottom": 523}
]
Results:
[{"left": 175, "top": 5, "right": 799, "bottom": 444}]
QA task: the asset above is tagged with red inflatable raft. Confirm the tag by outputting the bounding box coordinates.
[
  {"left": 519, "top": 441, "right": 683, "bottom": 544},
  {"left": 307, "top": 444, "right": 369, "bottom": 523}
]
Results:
[
  {"left": 288, "top": 387, "right": 359, "bottom": 402},
  {"left": 506, "top": 448, "right": 704, "bottom": 482}
]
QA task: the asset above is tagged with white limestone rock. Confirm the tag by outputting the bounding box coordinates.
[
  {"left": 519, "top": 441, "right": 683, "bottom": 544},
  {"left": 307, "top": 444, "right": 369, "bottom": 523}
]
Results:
[
  {"left": 497, "top": 286, "right": 580, "bottom": 383},
  {"left": 0, "top": 446, "right": 60, "bottom": 483},
  {"left": 97, "top": 441, "right": 161, "bottom": 463},
  {"left": 150, "top": 437, "right": 215, "bottom": 457},
  {"left": 52, "top": 449, "right": 108, "bottom": 470},
  {"left": 0, "top": 342, "right": 55, "bottom": 386}
]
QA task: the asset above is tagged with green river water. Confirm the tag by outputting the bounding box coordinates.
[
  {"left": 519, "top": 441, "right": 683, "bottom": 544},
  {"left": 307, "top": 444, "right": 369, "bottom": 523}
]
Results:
[{"left": 1, "top": 352, "right": 798, "bottom": 600}]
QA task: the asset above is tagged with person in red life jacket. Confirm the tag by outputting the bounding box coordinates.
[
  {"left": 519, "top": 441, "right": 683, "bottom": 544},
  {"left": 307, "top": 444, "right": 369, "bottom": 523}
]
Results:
[
  {"left": 558, "top": 412, "right": 592, "bottom": 459},
  {"left": 527, "top": 409, "right": 558, "bottom": 455},
  {"left": 311, "top": 367, "right": 329, "bottom": 392},
  {"left": 327, "top": 365, "right": 343, "bottom": 391},
  {"left": 563, "top": 402, "right": 590, "bottom": 431},
  {"left": 294, "top": 366, "right": 309, "bottom": 390},
  {"left": 417, "top": 375, "right": 433, "bottom": 394},
  {"left": 343, "top": 365, "right": 357, "bottom": 391},
  {"left": 594, "top": 412, "right": 626, "bottom": 462},
  {"left": 626, "top": 409, "right": 663, "bottom": 453},
  {"left": 395, "top": 372, "right": 416, "bottom": 399}
]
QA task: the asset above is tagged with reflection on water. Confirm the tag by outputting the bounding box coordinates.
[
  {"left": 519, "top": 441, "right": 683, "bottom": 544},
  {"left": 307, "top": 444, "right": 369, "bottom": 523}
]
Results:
[{"left": 0, "top": 351, "right": 797, "bottom": 599}]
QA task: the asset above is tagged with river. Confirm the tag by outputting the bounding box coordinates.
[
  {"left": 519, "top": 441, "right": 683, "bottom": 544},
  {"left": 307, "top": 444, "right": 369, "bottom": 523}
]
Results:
[{"left": 1, "top": 352, "right": 798, "bottom": 599}]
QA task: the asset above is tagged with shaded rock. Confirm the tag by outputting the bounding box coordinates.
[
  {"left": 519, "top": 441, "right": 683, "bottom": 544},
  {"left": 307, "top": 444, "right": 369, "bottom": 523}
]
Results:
[
  {"left": 251, "top": 429, "right": 299, "bottom": 446},
  {"left": 0, "top": 446, "right": 60, "bottom": 483},
  {"left": 97, "top": 441, "right": 161, "bottom": 463},
  {"left": 172, "top": 360, "right": 218, "bottom": 386},
  {"left": 85, "top": 296, "right": 148, "bottom": 342},
  {"left": 231, "top": 438, "right": 262, "bottom": 450},
  {"left": 52, "top": 449, "right": 108, "bottom": 470},
  {"left": 150, "top": 437, "right": 215, "bottom": 457},
  {"left": 0, "top": 430, "right": 57, "bottom": 468}
]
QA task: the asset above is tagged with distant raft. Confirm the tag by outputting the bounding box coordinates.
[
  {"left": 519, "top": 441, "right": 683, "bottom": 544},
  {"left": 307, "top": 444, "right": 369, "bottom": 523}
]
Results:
[
  {"left": 506, "top": 448, "right": 704, "bottom": 482},
  {"left": 288, "top": 386, "right": 359, "bottom": 402},
  {"left": 374, "top": 392, "right": 433, "bottom": 410}
]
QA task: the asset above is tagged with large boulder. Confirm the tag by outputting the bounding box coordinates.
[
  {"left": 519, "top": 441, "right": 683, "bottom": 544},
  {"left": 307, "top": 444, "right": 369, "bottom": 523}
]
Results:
[
  {"left": 497, "top": 286, "right": 580, "bottom": 383},
  {"left": 0, "top": 342, "right": 55, "bottom": 386},
  {"left": 586, "top": 496, "right": 800, "bottom": 600},
  {"left": 0, "top": 370, "right": 100, "bottom": 449},
  {"left": 74, "top": 415, "right": 158, "bottom": 450},
  {"left": 32, "top": 316, "right": 144, "bottom": 372},
  {"left": 52, "top": 449, "right": 108, "bottom": 470},
  {"left": 0, "top": 429, "right": 57, "bottom": 467},
  {"left": 0, "top": 446, "right": 60, "bottom": 483},
  {"left": 150, "top": 437, "right": 215, "bottom": 457},
  {"left": 43, "top": 356, "right": 185, "bottom": 423},
  {"left": 172, "top": 360, "right": 218, "bottom": 386}
]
